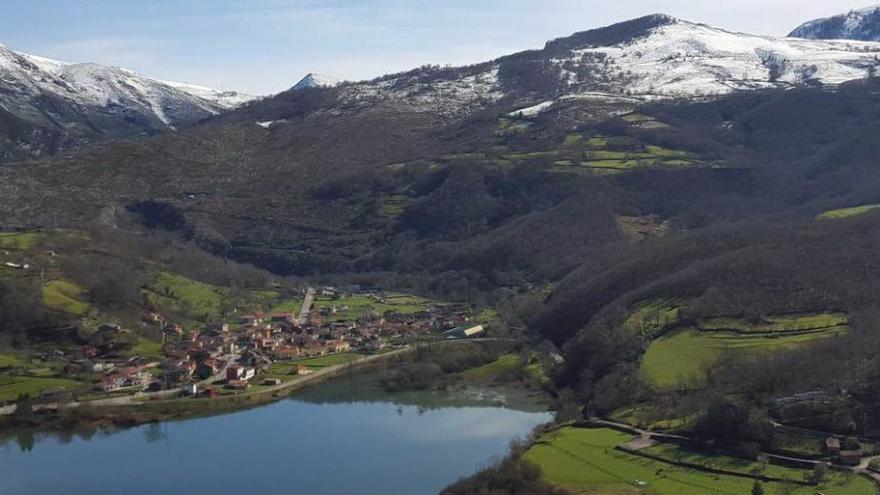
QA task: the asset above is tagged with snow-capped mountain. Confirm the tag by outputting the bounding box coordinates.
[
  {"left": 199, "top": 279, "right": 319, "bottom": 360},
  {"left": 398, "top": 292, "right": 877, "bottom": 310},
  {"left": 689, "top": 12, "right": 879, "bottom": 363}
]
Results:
[
  {"left": 0, "top": 43, "right": 254, "bottom": 160},
  {"left": 292, "top": 73, "right": 340, "bottom": 90},
  {"left": 282, "top": 15, "right": 880, "bottom": 119},
  {"left": 790, "top": 6, "right": 880, "bottom": 41}
]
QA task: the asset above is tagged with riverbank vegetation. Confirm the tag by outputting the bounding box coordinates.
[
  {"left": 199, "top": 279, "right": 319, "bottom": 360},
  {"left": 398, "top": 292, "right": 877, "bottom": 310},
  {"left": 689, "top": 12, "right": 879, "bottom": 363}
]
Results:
[
  {"left": 442, "top": 437, "right": 571, "bottom": 495},
  {"left": 379, "top": 342, "right": 511, "bottom": 392}
]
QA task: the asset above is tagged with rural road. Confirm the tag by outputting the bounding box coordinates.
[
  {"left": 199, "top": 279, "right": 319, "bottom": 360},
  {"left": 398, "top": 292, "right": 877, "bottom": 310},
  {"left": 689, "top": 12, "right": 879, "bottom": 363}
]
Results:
[
  {"left": 296, "top": 287, "right": 316, "bottom": 326},
  {"left": 1, "top": 338, "right": 510, "bottom": 416},
  {"left": 591, "top": 417, "right": 880, "bottom": 486}
]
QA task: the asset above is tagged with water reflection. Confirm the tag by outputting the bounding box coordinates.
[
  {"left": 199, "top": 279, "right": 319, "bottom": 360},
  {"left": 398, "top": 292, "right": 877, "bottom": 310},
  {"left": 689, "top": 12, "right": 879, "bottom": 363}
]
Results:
[{"left": 0, "top": 374, "right": 551, "bottom": 495}]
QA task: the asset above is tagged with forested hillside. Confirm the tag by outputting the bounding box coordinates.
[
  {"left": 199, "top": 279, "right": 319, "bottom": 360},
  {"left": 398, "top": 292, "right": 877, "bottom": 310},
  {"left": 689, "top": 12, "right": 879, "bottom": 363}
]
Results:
[{"left": 3, "top": 14, "right": 880, "bottom": 457}]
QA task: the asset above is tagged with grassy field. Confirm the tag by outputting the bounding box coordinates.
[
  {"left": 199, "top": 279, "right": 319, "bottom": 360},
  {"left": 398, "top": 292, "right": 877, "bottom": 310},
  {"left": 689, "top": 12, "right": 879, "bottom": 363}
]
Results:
[
  {"left": 312, "top": 293, "right": 433, "bottom": 322},
  {"left": 772, "top": 426, "right": 828, "bottom": 457},
  {"left": 697, "top": 313, "right": 848, "bottom": 334},
  {"left": 460, "top": 353, "right": 520, "bottom": 380},
  {"left": 0, "top": 354, "right": 26, "bottom": 369},
  {"left": 641, "top": 327, "right": 847, "bottom": 388},
  {"left": 147, "top": 271, "right": 225, "bottom": 320},
  {"left": 562, "top": 133, "right": 584, "bottom": 147},
  {"left": 819, "top": 204, "right": 880, "bottom": 219},
  {"left": 270, "top": 296, "right": 305, "bottom": 313},
  {"left": 379, "top": 194, "right": 411, "bottom": 219},
  {"left": 644, "top": 442, "right": 871, "bottom": 493},
  {"left": 42, "top": 279, "right": 90, "bottom": 316},
  {"left": 622, "top": 113, "right": 656, "bottom": 123},
  {"left": 0, "top": 375, "right": 84, "bottom": 401},
  {"left": 623, "top": 298, "right": 686, "bottom": 337},
  {"left": 294, "top": 352, "right": 365, "bottom": 368},
  {"left": 0, "top": 232, "right": 44, "bottom": 250},
  {"left": 610, "top": 405, "right": 692, "bottom": 431},
  {"left": 525, "top": 427, "right": 872, "bottom": 495},
  {"left": 127, "top": 338, "right": 163, "bottom": 359}
]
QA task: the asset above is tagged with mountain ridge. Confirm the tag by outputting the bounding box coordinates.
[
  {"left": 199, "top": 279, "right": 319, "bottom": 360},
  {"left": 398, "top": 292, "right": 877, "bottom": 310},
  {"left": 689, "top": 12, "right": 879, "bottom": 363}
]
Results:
[
  {"left": 0, "top": 42, "right": 254, "bottom": 161},
  {"left": 790, "top": 5, "right": 880, "bottom": 41},
  {"left": 227, "top": 14, "right": 880, "bottom": 126}
]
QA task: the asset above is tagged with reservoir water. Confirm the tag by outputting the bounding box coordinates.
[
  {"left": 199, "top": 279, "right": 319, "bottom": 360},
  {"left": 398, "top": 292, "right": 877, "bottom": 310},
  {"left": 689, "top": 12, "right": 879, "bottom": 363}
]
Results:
[{"left": 0, "top": 373, "right": 551, "bottom": 495}]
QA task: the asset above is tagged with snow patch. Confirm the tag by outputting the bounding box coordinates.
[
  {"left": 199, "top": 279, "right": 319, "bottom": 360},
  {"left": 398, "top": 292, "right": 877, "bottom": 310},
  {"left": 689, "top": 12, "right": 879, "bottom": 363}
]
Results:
[
  {"left": 0, "top": 43, "right": 255, "bottom": 128},
  {"left": 293, "top": 73, "right": 340, "bottom": 90},
  {"left": 509, "top": 100, "right": 554, "bottom": 117},
  {"left": 256, "top": 119, "right": 288, "bottom": 129}
]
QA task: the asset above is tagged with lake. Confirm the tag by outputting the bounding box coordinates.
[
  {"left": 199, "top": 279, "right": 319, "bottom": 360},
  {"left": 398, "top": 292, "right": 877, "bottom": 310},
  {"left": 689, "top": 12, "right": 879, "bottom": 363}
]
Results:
[{"left": 0, "top": 373, "right": 551, "bottom": 495}]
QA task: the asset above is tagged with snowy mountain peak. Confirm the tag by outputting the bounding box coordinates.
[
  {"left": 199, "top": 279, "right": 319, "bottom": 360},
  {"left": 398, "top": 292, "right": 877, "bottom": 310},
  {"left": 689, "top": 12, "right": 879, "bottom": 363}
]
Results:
[
  {"left": 0, "top": 43, "right": 254, "bottom": 121},
  {"left": 0, "top": 43, "right": 256, "bottom": 160},
  {"left": 790, "top": 5, "right": 880, "bottom": 41},
  {"left": 544, "top": 14, "right": 681, "bottom": 51},
  {"left": 320, "top": 15, "right": 880, "bottom": 119},
  {"left": 292, "top": 73, "right": 340, "bottom": 90},
  {"left": 540, "top": 16, "right": 880, "bottom": 97}
]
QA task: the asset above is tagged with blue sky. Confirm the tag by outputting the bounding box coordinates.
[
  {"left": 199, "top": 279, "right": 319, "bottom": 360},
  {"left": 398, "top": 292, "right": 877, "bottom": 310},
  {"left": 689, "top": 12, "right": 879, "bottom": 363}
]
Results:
[{"left": 1, "top": 0, "right": 874, "bottom": 95}]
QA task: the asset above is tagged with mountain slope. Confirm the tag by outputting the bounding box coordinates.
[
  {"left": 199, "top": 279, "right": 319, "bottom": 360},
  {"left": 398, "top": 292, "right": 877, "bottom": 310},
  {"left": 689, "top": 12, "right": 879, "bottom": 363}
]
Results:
[
  {"left": 232, "top": 15, "right": 880, "bottom": 124},
  {"left": 0, "top": 43, "right": 254, "bottom": 161},
  {"left": 790, "top": 5, "right": 880, "bottom": 41}
]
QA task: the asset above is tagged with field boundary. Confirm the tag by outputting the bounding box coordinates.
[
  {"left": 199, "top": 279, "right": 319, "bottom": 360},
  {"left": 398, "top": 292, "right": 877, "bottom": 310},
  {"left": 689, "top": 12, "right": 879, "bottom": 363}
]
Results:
[{"left": 616, "top": 445, "right": 815, "bottom": 486}]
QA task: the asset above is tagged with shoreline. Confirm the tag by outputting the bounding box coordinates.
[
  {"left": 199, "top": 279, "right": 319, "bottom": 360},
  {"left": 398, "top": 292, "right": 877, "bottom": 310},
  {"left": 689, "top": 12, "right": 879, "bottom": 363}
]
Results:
[
  {"left": 1, "top": 339, "right": 541, "bottom": 432},
  {"left": 0, "top": 347, "right": 412, "bottom": 431}
]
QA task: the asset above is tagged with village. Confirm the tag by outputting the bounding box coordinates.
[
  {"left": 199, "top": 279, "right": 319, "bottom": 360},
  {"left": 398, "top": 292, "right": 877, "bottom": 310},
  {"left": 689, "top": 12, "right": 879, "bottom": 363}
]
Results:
[{"left": 23, "top": 287, "right": 486, "bottom": 403}]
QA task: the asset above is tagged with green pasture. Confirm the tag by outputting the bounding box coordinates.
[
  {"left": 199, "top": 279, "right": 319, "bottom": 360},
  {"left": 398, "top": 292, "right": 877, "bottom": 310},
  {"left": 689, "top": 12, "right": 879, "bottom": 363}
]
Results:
[
  {"left": 697, "top": 313, "right": 848, "bottom": 334},
  {"left": 313, "top": 293, "right": 432, "bottom": 322},
  {"left": 295, "top": 352, "right": 365, "bottom": 368},
  {"left": 147, "top": 271, "right": 225, "bottom": 320},
  {"left": 126, "top": 338, "right": 163, "bottom": 359},
  {"left": 459, "top": 353, "right": 519, "bottom": 380},
  {"left": 623, "top": 298, "right": 686, "bottom": 337},
  {"left": 819, "top": 204, "right": 880, "bottom": 219},
  {"left": 270, "top": 296, "right": 305, "bottom": 313},
  {"left": 525, "top": 427, "right": 872, "bottom": 495},
  {"left": 641, "top": 327, "right": 848, "bottom": 389},
  {"left": 0, "top": 354, "right": 26, "bottom": 369},
  {"left": 42, "top": 279, "right": 90, "bottom": 316},
  {"left": 0, "top": 375, "right": 84, "bottom": 401},
  {"left": 0, "top": 232, "right": 44, "bottom": 250}
]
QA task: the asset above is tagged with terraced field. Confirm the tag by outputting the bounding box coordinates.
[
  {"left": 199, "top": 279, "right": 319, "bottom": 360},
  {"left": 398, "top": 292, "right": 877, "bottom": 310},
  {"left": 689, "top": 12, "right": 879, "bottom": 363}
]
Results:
[
  {"left": 697, "top": 313, "right": 848, "bottom": 334},
  {"left": 641, "top": 326, "right": 848, "bottom": 389},
  {"left": 42, "top": 279, "right": 90, "bottom": 316},
  {"left": 819, "top": 204, "right": 880, "bottom": 219},
  {"left": 525, "top": 427, "right": 872, "bottom": 495},
  {"left": 623, "top": 298, "right": 686, "bottom": 337},
  {"left": 445, "top": 118, "right": 720, "bottom": 175}
]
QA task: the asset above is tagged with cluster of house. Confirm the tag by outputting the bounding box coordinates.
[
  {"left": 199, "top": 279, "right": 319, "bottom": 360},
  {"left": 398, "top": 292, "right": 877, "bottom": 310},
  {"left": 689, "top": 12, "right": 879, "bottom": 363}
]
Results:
[
  {"left": 76, "top": 298, "right": 476, "bottom": 396},
  {"left": 824, "top": 436, "right": 863, "bottom": 466}
]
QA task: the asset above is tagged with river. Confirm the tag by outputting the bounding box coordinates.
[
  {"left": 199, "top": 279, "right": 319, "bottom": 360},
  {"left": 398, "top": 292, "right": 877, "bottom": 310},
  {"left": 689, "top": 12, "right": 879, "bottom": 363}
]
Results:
[{"left": 0, "top": 372, "right": 552, "bottom": 495}]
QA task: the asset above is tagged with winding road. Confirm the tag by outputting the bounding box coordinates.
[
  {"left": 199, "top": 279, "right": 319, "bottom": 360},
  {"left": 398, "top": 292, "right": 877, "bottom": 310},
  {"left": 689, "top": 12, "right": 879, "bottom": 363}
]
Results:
[{"left": 591, "top": 417, "right": 880, "bottom": 486}]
